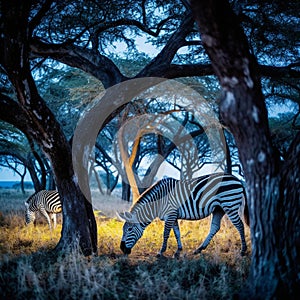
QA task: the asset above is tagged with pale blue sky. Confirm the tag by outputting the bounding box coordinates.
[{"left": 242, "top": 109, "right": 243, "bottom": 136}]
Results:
[{"left": 0, "top": 168, "right": 31, "bottom": 181}]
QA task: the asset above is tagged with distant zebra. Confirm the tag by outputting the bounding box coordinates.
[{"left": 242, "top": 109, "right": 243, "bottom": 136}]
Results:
[
  {"left": 25, "top": 190, "right": 62, "bottom": 230},
  {"left": 119, "top": 173, "right": 249, "bottom": 257}
]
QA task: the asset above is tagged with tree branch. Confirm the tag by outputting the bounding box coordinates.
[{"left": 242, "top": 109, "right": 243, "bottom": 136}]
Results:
[
  {"left": 30, "top": 38, "right": 128, "bottom": 88},
  {"left": 94, "top": 17, "right": 173, "bottom": 37},
  {"left": 0, "top": 93, "right": 31, "bottom": 134},
  {"left": 258, "top": 63, "right": 300, "bottom": 79},
  {"left": 29, "top": 0, "right": 54, "bottom": 34},
  {"left": 30, "top": 37, "right": 300, "bottom": 87},
  {"left": 164, "top": 63, "right": 214, "bottom": 78},
  {"left": 137, "top": 13, "right": 195, "bottom": 77}
]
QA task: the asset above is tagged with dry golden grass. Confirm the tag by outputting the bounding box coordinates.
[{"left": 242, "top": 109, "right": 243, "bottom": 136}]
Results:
[{"left": 0, "top": 189, "right": 251, "bottom": 299}]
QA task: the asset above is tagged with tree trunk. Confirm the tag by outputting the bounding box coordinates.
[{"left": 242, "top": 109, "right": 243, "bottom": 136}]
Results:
[
  {"left": 27, "top": 156, "right": 43, "bottom": 191},
  {"left": 20, "top": 175, "right": 25, "bottom": 194},
  {"left": 222, "top": 130, "right": 232, "bottom": 174},
  {"left": 190, "top": 0, "right": 300, "bottom": 299},
  {"left": 118, "top": 124, "right": 141, "bottom": 202},
  {"left": 121, "top": 180, "right": 131, "bottom": 202},
  {"left": 26, "top": 136, "right": 45, "bottom": 190},
  {"left": 0, "top": 1, "right": 97, "bottom": 256}
]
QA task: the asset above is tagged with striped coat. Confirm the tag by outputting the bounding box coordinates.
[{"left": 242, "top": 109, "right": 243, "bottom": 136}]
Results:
[
  {"left": 119, "top": 173, "right": 249, "bottom": 257},
  {"left": 25, "top": 190, "right": 62, "bottom": 230}
]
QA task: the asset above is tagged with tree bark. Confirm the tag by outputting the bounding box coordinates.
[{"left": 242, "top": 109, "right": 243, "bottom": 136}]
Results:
[{"left": 190, "top": 0, "right": 300, "bottom": 299}]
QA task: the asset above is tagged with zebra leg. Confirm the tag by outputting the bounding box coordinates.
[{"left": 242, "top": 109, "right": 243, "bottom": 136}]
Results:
[
  {"left": 173, "top": 220, "right": 183, "bottom": 259},
  {"left": 31, "top": 213, "right": 37, "bottom": 227},
  {"left": 50, "top": 213, "right": 57, "bottom": 229},
  {"left": 157, "top": 217, "right": 176, "bottom": 257},
  {"left": 40, "top": 208, "right": 52, "bottom": 230},
  {"left": 194, "top": 207, "right": 224, "bottom": 254},
  {"left": 226, "top": 212, "right": 247, "bottom": 256}
]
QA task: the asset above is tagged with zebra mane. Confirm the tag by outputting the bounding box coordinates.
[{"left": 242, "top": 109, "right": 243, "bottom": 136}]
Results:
[
  {"left": 25, "top": 191, "right": 39, "bottom": 204},
  {"left": 131, "top": 177, "right": 178, "bottom": 213}
]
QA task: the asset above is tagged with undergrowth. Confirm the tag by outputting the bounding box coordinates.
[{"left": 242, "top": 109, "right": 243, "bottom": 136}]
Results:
[{"left": 0, "top": 190, "right": 251, "bottom": 300}]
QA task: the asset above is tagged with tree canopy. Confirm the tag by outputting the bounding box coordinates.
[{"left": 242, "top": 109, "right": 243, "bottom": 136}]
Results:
[{"left": 1, "top": 0, "right": 299, "bottom": 191}]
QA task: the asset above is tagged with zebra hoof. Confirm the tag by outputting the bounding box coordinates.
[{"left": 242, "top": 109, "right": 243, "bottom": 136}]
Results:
[
  {"left": 173, "top": 251, "right": 181, "bottom": 259},
  {"left": 156, "top": 253, "right": 166, "bottom": 259},
  {"left": 193, "top": 248, "right": 203, "bottom": 255},
  {"left": 240, "top": 250, "right": 246, "bottom": 256}
]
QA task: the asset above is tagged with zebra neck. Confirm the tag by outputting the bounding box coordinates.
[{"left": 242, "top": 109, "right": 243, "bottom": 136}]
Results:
[
  {"left": 132, "top": 207, "right": 158, "bottom": 224},
  {"left": 140, "top": 221, "right": 151, "bottom": 229}
]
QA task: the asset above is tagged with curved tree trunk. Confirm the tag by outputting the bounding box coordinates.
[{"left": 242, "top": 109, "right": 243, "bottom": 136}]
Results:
[{"left": 190, "top": 0, "right": 300, "bottom": 299}]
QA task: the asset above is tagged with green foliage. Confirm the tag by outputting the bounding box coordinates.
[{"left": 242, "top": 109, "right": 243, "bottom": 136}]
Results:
[
  {"left": 112, "top": 55, "right": 152, "bottom": 76},
  {"left": 35, "top": 66, "right": 105, "bottom": 139},
  {"left": 0, "top": 122, "right": 30, "bottom": 154},
  {"left": 0, "top": 122, "right": 32, "bottom": 178},
  {"left": 269, "top": 113, "right": 298, "bottom": 157}
]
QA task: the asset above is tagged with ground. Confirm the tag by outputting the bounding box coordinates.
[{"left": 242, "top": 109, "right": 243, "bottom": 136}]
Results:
[{"left": 0, "top": 188, "right": 251, "bottom": 299}]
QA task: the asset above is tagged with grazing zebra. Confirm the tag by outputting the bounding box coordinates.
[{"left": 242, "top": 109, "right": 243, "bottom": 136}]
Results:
[
  {"left": 25, "top": 190, "right": 62, "bottom": 230},
  {"left": 119, "top": 173, "right": 249, "bottom": 257}
]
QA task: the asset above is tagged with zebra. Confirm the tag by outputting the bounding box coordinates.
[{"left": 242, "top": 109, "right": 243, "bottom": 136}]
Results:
[
  {"left": 25, "top": 190, "right": 62, "bottom": 230},
  {"left": 118, "top": 173, "right": 249, "bottom": 257}
]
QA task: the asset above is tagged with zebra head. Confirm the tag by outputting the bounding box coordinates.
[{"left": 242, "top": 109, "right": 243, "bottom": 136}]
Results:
[
  {"left": 24, "top": 201, "right": 35, "bottom": 225},
  {"left": 118, "top": 211, "right": 148, "bottom": 255}
]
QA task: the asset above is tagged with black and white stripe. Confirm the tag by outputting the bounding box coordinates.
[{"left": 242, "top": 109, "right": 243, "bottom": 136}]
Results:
[
  {"left": 25, "top": 190, "right": 62, "bottom": 230},
  {"left": 119, "top": 173, "right": 249, "bottom": 256}
]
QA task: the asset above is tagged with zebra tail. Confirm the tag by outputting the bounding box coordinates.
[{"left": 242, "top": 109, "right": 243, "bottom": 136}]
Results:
[{"left": 243, "top": 189, "right": 250, "bottom": 226}]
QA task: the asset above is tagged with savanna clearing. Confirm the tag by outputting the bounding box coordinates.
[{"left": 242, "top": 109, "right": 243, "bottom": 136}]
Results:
[{"left": 0, "top": 189, "right": 251, "bottom": 299}]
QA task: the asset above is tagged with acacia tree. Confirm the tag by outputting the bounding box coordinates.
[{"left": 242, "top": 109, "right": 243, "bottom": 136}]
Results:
[
  {"left": 190, "top": 0, "right": 299, "bottom": 298},
  {"left": 0, "top": 122, "right": 50, "bottom": 191},
  {"left": 0, "top": 1, "right": 97, "bottom": 255}
]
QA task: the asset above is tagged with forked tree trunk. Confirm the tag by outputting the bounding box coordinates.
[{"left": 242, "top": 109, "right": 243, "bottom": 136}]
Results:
[
  {"left": 190, "top": 0, "right": 300, "bottom": 299},
  {"left": 118, "top": 124, "right": 141, "bottom": 202},
  {"left": 0, "top": 1, "right": 97, "bottom": 256}
]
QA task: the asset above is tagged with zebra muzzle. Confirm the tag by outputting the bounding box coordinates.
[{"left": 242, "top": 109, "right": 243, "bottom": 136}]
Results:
[{"left": 120, "top": 241, "right": 131, "bottom": 254}]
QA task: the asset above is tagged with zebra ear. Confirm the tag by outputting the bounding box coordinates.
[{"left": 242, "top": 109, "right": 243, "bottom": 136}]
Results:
[
  {"left": 116, "top": 212, "right": 125, "bottom": 221},
  {"left": 124, "top": 211, "right": 133, "bottom": 221}
]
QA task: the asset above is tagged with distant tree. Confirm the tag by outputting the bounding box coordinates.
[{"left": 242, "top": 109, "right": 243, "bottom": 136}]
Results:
[
  {"left": 101, "top": 95, "right": 216, "bottom": 201},
  {"left": 0, "top": 156, "right": 27, "bottom": 193},
  {"left": 0, "top": 122, "right": 46, "bottom": 191}
]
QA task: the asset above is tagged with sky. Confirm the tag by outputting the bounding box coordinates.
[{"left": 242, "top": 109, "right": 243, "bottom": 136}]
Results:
[{"left": 0, "top": 168, "right": 31, "bottom": 182}]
